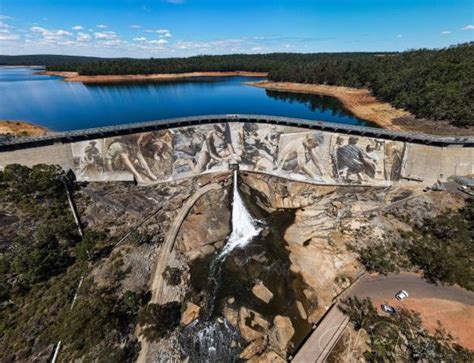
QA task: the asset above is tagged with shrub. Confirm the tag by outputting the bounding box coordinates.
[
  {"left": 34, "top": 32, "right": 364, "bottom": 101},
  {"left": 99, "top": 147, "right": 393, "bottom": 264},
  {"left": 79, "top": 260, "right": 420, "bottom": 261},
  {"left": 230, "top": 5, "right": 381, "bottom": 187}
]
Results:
[{"left": 138, "top": 302, "right": 181, "bottom": 341}]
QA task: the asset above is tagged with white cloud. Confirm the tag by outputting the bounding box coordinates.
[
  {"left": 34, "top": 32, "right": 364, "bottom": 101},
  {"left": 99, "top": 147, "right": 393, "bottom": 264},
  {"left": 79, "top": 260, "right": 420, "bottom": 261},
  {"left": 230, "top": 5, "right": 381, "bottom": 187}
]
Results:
[
  {"left": 396, "top": 34, "right": 403, "bottom": 38},
  {"left": 133, "top": 36, "right": 147, "bottom": 41},
  {"left": 164, "top": 0, "right": 185, "bottom": 4},
  {"left": 30, "top": 26, "right": 47, "bottom": 33},
  {"left": 77, "top": 32, "right": 91, "bottom": 42},
  {"left": 100, "top": 39, "right": 125, "bottom": 47},
  {"left": 56, "top": 30, "right": 72, "bottom": 36},
  {"left": 30, "top": 26, "right": 72, "bottom": 41},
  {"left": 441, "top": 31, "right": 451, "bottom": 35},
  {"left": 96, "top": 24, "right": 108, "bottom": 29},
  {"left": 146, "top": 29, "right": 172, "bottom": 37},
  {"left": 0, "top": 33, "right": 18, "bottom": 41},
  {"left": 94, "top": 31, "right": 117, "bottom": 40},
  {"left": 462, "top": 25, "right": 474, "bottom": 30},
  {"left": 149, "top": 39, "right": 168, "bottom": 45},
  {"left": 72, "top": 25, "right": 83, "bottom": 30},
  {"left": 0, "top": 21, "right": 11, "bottom": 33},
  {"left": 0, "top": 14, "right": 12, "bottom": 20},
  {"left": 130, "top": 25, "right": 141, "bottom": 29}
]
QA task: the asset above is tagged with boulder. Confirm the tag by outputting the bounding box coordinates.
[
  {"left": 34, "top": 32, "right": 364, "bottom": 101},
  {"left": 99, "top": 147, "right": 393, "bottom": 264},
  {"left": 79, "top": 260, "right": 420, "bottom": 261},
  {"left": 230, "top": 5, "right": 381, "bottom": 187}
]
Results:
[
  {"left": 239, "top": 338, "right": 267, "bottom": 360},
  {"left": 269, "top": 316, "right": 295, "bottom": 352},
  {"left": 252, "top": 282, "right": 274, "bottom": 303},
  {"left": 224, "top": 306, "right": 239, "bottom": 327},
  {"left": 180, "top": 302, "right": 200, "bottom": 325},
  {"left": 248, "top": 351, "right": 286, "bottom": 363},
  {"left": 296, "top": 300, "right": 307, "bottom": 320},
  {"left": 239, "top": 307, "right": 264, "bottom": 342}
]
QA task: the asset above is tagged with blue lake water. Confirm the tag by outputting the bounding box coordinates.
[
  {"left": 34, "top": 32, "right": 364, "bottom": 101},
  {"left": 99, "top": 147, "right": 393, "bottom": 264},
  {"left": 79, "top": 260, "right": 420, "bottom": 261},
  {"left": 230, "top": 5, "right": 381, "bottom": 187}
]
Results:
[{"left": 0, "top": 66, "right": 373, "bottom": 131}]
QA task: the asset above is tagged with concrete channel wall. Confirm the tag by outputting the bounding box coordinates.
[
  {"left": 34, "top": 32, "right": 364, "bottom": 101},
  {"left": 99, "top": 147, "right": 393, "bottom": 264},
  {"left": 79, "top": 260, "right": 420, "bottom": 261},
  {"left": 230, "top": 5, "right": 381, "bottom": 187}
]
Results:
[{"left": 1, "top": 115, "right": 472, "bottom": 186}]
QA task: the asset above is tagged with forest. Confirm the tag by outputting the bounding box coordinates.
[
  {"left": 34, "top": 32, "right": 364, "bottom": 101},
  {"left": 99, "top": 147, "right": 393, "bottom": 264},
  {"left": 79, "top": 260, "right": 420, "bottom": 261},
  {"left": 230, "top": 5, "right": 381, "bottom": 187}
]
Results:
[{"left": 4, "top": 43, "right": 472, "bottom": 126}]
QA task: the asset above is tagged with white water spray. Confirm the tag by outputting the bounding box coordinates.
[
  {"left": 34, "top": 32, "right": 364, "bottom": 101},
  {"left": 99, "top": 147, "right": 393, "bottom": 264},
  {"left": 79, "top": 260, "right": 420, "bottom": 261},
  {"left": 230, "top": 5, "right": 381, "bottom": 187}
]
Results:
[{"left": 219, "top": 170, "right": 261, "bottom": 257}]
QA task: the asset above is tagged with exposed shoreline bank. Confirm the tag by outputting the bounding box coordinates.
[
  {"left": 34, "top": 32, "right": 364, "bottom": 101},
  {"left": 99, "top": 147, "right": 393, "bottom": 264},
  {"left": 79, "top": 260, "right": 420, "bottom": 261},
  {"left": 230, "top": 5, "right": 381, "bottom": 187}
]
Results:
[
  {"left": 36, "top": 70, "right": 268, "bottom": 83},
  {"left": 0, "top": 120, "right": 49, "bottom": 137},
  {"left": 246, "top": 81, "right": 410, "bottom": 131},
  {"left": 246, "top": 81, "right": 474, "bottom": 136}
]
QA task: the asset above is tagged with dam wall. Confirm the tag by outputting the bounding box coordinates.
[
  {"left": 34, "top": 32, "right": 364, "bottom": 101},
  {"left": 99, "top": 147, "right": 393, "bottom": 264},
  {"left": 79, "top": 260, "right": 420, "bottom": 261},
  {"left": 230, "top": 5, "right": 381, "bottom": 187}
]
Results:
[{"left": 0, "top": 115, "right": 472, "bottom": 186}]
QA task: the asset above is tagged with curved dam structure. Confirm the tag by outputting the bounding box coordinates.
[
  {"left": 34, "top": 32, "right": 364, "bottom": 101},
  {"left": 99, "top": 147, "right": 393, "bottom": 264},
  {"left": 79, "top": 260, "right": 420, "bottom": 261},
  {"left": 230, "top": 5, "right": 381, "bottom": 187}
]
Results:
[{"left": 0, "top": 114, "right": 473, "bottom": 186}]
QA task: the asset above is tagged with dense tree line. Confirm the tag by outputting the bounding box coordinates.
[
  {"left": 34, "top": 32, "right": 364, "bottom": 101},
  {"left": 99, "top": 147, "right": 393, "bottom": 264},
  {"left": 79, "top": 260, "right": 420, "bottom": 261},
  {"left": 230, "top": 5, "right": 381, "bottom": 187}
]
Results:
[
  {"left": 6, "top": 43, "right": 472, "bottom": 125},
  {"left": 270, "top": 43, "right": 473, "bottom": 126},
  {"left": 0, "top": 54, "right": 112, "bottom": 66}
]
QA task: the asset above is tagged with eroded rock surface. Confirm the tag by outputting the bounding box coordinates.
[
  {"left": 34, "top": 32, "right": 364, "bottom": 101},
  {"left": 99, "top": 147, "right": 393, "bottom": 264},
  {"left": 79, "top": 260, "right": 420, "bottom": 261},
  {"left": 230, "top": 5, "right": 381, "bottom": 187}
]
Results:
[
  {"left": 252, "top": 281, "right": 274, "bottom": 303},
  {"left": 181, "top": 302, "right": 201, "bottom": 325}
]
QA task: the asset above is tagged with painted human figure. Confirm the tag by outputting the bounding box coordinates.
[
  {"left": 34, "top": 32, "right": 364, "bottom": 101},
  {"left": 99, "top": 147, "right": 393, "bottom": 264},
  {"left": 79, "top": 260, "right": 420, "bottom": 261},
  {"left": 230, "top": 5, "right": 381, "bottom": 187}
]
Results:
[
  {"left": 276, "top": 133, "right": 326, "bottom": 179},
  {"left": 189, "top": 124, "right": 235, "bottom": 173},
  {"left": 244, "top": 124, "right": 278, "bottom": 171},
  {"left": 80, "top": 140, "right": 103, "bottom": 177},
  {"left": 104, "top": 133, "right": 163, "bottom": 183},
  {"left": 335, "top": 137, "right": 376, "bottom": 183},
  {"left": 384, "top": 142, "right": 404, "bottom": 180}
]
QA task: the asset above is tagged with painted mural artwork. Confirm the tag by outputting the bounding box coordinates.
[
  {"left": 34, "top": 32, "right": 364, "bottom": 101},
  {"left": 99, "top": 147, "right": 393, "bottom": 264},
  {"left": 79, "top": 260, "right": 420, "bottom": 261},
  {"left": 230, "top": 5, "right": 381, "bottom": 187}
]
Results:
[
  {"left": 72, "top": 130, "right": 174, "bottom": 182},
  {"left": 276, "top": 131, "right": 333, "bottom": 182},
  {"left": 384, "top": 141, "right": 405, "bottom": 180},
  {"left": 172, "top": 123, "right": 239, "bottom": 177},
  {"left": 330, "top": 135, "right": 386, "bottom": 184},
  {"left": 70, "top": 123, "right": 411, "bottom": 185},
  {"left": 240, "top": 123, "right": 280, "bottom": 172},
  {"left": 72, "top": 139, "right": 107, "bottom": 181}
]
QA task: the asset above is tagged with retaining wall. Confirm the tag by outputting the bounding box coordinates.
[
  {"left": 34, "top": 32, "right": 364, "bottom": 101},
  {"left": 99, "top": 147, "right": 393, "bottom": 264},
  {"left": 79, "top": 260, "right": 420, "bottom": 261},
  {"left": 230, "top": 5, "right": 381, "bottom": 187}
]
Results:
[{"left": 1, "top": 115, "right": 472, "bottom": 186}]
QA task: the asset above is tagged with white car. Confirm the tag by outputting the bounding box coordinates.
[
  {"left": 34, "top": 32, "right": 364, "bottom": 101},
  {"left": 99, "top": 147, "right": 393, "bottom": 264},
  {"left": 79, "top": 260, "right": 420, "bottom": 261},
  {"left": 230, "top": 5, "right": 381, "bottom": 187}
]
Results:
[{"left": 395, "top": 290, "right": 409, "bottom": 300}]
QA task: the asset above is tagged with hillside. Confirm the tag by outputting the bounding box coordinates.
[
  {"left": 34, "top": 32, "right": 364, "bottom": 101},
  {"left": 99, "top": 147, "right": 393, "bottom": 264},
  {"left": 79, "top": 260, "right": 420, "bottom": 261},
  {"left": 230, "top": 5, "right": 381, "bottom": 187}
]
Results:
[
  {"left": 2, "top": 44, "right": 472, "bottom": 126},
  {"left": 0, "top": 54, "right": 111, "bottom": 66}
]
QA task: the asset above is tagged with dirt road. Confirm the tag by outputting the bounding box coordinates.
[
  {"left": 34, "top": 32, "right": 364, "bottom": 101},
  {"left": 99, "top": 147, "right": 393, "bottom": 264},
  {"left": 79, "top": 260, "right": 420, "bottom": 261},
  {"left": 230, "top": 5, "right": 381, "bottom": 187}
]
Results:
[{"left": 137, "top": 182, "right": 222, "bottom": 363}]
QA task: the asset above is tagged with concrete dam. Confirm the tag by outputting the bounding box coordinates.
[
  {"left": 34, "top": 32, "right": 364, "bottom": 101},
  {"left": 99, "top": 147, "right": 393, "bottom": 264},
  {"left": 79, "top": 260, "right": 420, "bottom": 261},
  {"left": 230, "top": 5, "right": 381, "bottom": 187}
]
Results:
[{"left": 0, "top": 115, "right": 473, "bottom": 186}]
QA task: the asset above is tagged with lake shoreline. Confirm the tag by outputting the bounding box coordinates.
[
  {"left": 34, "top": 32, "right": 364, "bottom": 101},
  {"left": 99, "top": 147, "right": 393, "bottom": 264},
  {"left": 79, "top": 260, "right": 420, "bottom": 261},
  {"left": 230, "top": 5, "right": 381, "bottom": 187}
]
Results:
[
  {"left": 245, "top": 81, "right": 409, "bottom": 131},
  {"left": 0, "top": 120, "right": 49, "bottom": 137},
  {"left": 36, "top": 70, "right": 268, "bottom": 83},
  {"left": 246, "top": 81, "right": 474, "bottom": 136}
]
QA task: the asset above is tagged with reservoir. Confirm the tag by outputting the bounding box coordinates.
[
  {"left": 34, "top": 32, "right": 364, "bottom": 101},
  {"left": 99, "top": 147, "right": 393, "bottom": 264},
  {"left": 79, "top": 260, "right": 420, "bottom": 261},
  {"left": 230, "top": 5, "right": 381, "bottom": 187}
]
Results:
[{"left": 0, "top": 66, "right": 372, "bottom": 131}]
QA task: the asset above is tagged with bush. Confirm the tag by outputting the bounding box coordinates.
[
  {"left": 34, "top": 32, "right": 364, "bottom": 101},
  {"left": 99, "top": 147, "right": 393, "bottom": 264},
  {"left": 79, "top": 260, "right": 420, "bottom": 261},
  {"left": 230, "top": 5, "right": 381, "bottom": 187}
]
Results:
[
  {"left": 340, "top": 296, "right": 474, "bottom": 361},
  {"left": 138, "top": 302, "right": 181, "bottom": 341},
  {"left": 357, "top": 244, "right": 399, "bottom": 275}
]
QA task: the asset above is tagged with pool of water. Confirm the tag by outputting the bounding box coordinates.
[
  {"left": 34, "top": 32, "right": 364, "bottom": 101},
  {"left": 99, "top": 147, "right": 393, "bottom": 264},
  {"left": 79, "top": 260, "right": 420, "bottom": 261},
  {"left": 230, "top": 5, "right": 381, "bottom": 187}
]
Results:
[{"left": 0, "top": 66, "right": 373, "bottom": 131}]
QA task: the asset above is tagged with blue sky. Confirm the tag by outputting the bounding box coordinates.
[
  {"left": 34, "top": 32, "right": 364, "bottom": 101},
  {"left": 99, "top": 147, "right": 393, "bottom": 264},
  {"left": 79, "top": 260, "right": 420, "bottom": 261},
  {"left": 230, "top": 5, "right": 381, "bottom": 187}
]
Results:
[{"left": 0, "top": 0, "right": 472, "bottom": 57}]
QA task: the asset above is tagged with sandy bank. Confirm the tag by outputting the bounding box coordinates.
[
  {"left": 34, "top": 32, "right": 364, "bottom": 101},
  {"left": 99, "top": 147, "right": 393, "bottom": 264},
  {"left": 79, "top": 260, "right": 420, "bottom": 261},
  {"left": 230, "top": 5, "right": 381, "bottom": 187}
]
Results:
[
  {"left": 247, "top": 81, "right": 474, "bottom": 135},
  {"left": 37, "top": 71, "right": 268, "bottom": 83},
  {"left": 0, "top": 120, "right": 48, "bottom": 137},
  {"left": 246, "top": 81, "right": 409, "bottom": 130}
]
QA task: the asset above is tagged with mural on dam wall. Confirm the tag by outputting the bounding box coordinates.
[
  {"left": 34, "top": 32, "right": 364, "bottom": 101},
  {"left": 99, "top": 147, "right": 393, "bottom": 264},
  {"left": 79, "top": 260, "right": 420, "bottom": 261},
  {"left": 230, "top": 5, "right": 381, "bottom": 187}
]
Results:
[
  {"left": 275, "top": 131, "right": 333, "bottom": 182},
  {"left": 72, "top": 130, "right": 173, "bottom": 183},
  {"left": 384, "top": 141, "right": 405, "bottom": 181},
  {"left": 330, "top": 134, "right": 386, "bottom": 184},
  {"left": 240, "top": 123, "right": 281, "bottom": 172},
  {"left": 70, "top": 123, "right": 409, "bottom": 185},
  {"left": 172, "top": 123, "right": 241, "bottom": 177}
]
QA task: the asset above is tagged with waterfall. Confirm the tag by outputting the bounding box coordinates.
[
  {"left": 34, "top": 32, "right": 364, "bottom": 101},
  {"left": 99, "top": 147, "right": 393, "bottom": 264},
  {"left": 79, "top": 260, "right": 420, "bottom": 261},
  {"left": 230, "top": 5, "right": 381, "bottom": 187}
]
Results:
[
  {"left": 219, "top": 170, "right": 261, "bottom": 257},
  {"left": 183, "top": 170, "right": 261, "bottom": 361}
]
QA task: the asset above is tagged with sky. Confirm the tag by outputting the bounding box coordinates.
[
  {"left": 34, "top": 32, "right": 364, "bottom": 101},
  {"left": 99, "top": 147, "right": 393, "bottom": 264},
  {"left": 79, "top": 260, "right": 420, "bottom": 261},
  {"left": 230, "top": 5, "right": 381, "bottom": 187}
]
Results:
[{"left": 0, "top": 0, "right": 473, "bottom": 57}]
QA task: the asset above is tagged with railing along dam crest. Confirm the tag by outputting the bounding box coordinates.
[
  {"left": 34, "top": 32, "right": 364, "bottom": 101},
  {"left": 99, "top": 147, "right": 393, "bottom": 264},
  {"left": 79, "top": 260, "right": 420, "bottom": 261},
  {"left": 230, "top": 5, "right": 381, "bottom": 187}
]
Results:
[{"left": 0, "top": 115, "right": 473, "bottom": 186}]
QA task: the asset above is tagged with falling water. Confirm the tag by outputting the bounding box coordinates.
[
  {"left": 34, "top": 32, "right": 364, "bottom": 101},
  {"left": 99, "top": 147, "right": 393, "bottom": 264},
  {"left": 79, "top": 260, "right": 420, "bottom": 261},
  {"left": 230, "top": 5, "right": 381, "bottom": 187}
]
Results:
[
  {"left": 219, "top": 170, "right": 261, "bottom": 257},
  {"left": 181, "top": 170, "right": 262, "bottom": 361}
]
